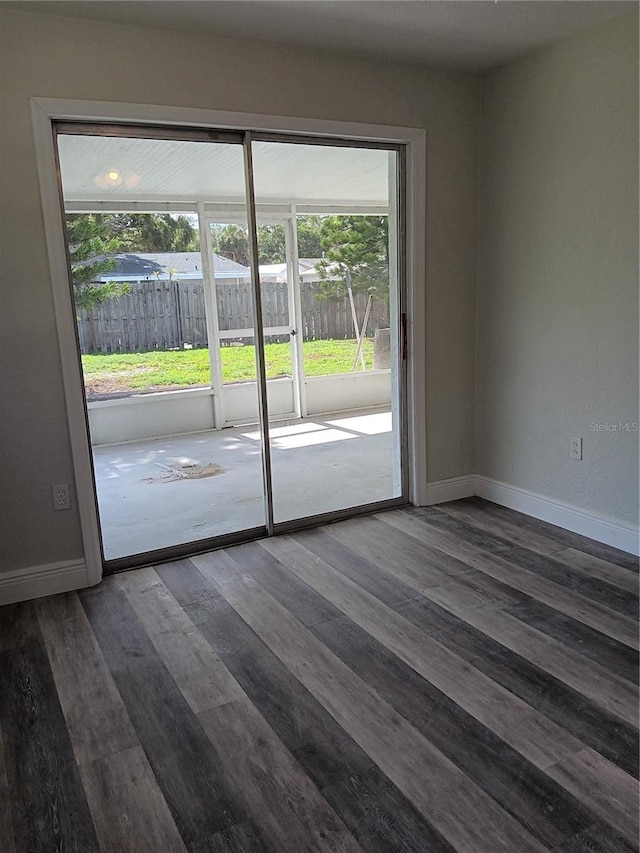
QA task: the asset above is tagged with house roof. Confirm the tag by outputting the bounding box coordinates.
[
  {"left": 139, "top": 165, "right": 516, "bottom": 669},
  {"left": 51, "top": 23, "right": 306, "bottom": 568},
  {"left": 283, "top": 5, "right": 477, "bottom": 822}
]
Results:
[
  {"left": 97, "top": 252, "right": 250, "bottom": 281},
  {"left": 98, "top": 253, "right": 330, "bottom": 283},
  {"left": 259, "top": 259, "right": 331, "bottom": 283}
]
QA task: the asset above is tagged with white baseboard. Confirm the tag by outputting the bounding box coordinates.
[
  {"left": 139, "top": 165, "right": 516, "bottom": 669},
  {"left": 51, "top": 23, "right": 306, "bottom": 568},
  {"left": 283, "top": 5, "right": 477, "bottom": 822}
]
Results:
[
  {"left": 422, "top": 474, "right": 640, "bottom": 556},
  {"left": 0, "top": 560, "right": 90, "bottom": 606},
  {"left": 424, "top": 475, "right": 477, "bottom": 505}
]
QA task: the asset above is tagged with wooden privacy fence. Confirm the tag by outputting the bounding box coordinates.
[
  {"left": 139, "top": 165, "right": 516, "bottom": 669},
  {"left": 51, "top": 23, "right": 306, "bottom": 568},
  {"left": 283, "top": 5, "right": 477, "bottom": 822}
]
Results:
[{"left": 77, "top": 278, "right": 389, "bottom": 354}]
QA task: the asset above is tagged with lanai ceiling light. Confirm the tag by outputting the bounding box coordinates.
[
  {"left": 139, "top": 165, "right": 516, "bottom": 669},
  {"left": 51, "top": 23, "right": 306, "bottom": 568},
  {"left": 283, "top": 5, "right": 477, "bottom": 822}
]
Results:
[{"left": 93, "top": 168, "right": 142, "bottom": 190}]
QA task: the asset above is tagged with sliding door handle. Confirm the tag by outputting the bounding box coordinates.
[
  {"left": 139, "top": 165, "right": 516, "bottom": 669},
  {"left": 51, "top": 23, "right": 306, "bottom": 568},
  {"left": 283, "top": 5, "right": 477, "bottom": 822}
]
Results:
[{"left": 401, "top": 313, "right": 407, "bottom": 361}]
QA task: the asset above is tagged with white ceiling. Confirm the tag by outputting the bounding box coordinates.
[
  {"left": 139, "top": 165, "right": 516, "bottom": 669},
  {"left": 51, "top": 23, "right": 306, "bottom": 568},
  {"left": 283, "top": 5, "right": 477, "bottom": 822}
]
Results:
[
  {"left": 6, "top": 0, "right": 635, "bottom": 72},
  {"left": 58, "top": 134, "right": 393, "bottom": 206}
]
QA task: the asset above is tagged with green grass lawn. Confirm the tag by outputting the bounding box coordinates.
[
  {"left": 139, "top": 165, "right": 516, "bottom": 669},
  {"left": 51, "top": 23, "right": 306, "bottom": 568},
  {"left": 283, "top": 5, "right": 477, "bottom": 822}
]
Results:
[{"left": 82, "top": 338, "right": 375, "bottom": 396}]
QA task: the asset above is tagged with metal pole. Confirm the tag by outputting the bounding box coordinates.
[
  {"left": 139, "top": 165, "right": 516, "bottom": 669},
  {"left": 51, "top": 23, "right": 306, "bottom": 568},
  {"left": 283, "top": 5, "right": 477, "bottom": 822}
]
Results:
[
  {"left": 285, "top": 206, "right": 307, "bottom": 418},
  {"left": 174, "top": 277, "right": 184, "bottom": 346},
  {"left": 352, "top": 293, "right": 372, "bottom": 371},
  {"left": 197, "top": 201, "right": 225, "bottom": 429},
  {"left": 346, "top": 268, "right": 366, "bottom": 371},
  {"left": 243, "top": 132, "right": 275, "bottom": 535}
]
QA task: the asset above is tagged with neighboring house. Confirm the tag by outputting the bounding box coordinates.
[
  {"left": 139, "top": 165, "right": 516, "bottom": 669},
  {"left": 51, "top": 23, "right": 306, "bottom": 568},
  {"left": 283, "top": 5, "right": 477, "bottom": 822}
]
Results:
[
  {"left": 252, "top": 259, "right": 331, "bottom": 283},
  {"left": 95, "top": 252, "right": 250, "bottom": 281},
  {"left": 97, "top": 253, "right": 331, "bottom": 283}
]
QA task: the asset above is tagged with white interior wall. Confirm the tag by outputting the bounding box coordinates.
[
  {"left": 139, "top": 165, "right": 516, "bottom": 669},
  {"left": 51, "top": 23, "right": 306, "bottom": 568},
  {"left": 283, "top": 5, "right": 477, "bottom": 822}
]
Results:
[
  {"left": 0, "top": 6, "right": 479, "bottom": 574},
  {"left": 476, "top": 9, "right": 639, "bottom": 527},
  {"left": 3, "top": 4, "right": 636, "bottom": 581}
]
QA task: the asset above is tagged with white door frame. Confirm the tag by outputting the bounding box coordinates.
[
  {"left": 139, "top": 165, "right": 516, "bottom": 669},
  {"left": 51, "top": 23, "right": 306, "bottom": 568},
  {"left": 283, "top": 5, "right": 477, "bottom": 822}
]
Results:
[
  {"left": 205, "top": 210, "right": 300, "bottom": 427},
  {"left": 285, "top": 206, "right": 306, "bottom": 418},
  {"left": 197, "top": 201, "right": 226, "bottom": 430},
  {"left": 31, "top": 97, "right": 427, "bottom": 587}
]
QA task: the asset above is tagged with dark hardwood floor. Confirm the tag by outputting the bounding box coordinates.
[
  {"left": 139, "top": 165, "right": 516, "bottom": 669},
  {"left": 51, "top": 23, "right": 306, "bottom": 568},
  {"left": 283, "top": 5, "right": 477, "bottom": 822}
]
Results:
[{"left": 1, "top": 498, "right": 638, "bottom": 852}]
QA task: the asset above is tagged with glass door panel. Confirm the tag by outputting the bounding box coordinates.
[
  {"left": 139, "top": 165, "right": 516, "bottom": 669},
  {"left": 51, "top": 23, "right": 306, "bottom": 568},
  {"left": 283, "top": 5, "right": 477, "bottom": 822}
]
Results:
[
  {"left": 251, "top": 140, "right": 404, "bottom": 524},
  {"left": 57, "top": 131, "right": 268, "bottom": 563}
]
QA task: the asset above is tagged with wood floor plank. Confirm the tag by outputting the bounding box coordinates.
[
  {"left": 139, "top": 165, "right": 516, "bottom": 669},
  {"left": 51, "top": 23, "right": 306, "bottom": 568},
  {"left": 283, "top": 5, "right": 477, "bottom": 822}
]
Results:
[
  {"left": 378, "top": 509, "right": 638, "bottom": 647},
  {"left": 546, "top": 748, "right": 640, "bottom": 844},
  {"left": 190, "top": 822, "right": 271, "bottom": 853},
  {"left": 0, "top": 640, "right": 100, "bottom": 852},
  {"left": 505, "top": 598, "right": 639, "bottom": 685},
  {"left": 0, "top": 719, "right": 14, "bottom": 853},
  {"left": 439, "top": 502, "right": 640, "bottom": 595},
  {"left": 296, "top": 527, "right": 423, "bottom": 607},
  {"left": 322, "top": 518, "right": 528, "bottom": 607},
  {"left": 123, "top": 566, "right": 366, "bottom": 852},
  {"left": 150, "top": 558, "right": 223, "bottom": 606},
  {"left": 408, "top": 603, "right": 640, "bottom": 780},
  {"left": 437, "top": 499, "right": 567, "bottom": 555},
  {"left": 228, "top": 541, "right": 342, "bottom": 627},
  {"left": 422, "top": 580, "right": 638, "bottom": 724},
  {"left": 35, "top": 592, "right": 139, "bottom": 765},
  {"left": 474, "top": 500, "right": 639, "bottom": 572},
  {"left": 362, "top": 518, "right": 638, "bottom": 712},
  {"left": 325, "top": 516, "right": 529, "bottom": 611},
  {"left": 317, "top": 528, "right": 638, "bottom": 774},
  {"left": 558, "top": 547, "right": 640, "bottom": 594},
  {"left": 323, "top": 514, "right": 529, "bottom": 614},
  {"left": 198, "top": 697, "right": 364, "bottom": 853},
  {"left": 116, "top": 566, "right": 189, "bottom": 637},
  {"left": 327, "top": 515, "right": 473, "bottom": 587},
  {"left": 262, "top": 537, "right": 637, "bottom": 832},
  {"left": 158, "top": 561, "right": 457, "bottom": 853},
  {"left": 116, "top": 568, "right": 244, "bottom": 714},
  {"left": 268, "top": 535, "right": 637, "bottom": 780},
  {"left": 79, "top": 746, "right": 188, "bottom": 853},
  {"left": 194, "top": 549, "right": 549, "bottom": 853},
  {"left": 414, "top": 506, "right": 639, "bottom": 617},
  {"left": 321, "top": 771, "right": 456, "bottom": 853},
  {"left": 156, "top": 559, "right": 377, "bottom": 791},
  {"left": 311, "top": 613, "right": 598, "bottom": 850},
  {"left": 440, "top": 499, "right": 639, "bottom": 595},
  {"left": 556, "top": 821, "right": 639, "bottom": 853},
  {"left": 434, "top": 567, "right": 530, "bottom": 610},
  {"left": 260, "top": 535, "right": 585, "bottom": 771},
  {"left": 79, "top": 579, "right": 242, "bottom": 848},
  {"left": 321, "top": 520, "right": 532, "bottom": 613},
  {"left": 0, "top": 600, "right": 40, "bottom": 651}
]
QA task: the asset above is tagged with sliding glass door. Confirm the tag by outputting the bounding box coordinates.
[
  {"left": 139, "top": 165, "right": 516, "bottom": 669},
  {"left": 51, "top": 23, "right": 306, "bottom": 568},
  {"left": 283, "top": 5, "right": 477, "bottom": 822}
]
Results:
[{"left": 55, "top": 123, "right": 405, "bottom": 568}]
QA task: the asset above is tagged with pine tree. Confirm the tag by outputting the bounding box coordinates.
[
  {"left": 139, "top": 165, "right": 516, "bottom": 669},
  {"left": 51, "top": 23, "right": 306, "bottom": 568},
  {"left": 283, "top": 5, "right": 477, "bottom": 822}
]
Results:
[
  {"left": 316, "top": 215, "right": 389, "bottom": 300},
  {"left": 66, "top": 215, "right": 129, "bottom": 313}
]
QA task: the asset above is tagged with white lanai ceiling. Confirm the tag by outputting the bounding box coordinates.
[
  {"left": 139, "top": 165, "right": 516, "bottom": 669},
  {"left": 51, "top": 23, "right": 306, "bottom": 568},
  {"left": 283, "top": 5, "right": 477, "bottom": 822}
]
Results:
[{"left": 58, "top": 134, "right": 392, "bottom": 207}]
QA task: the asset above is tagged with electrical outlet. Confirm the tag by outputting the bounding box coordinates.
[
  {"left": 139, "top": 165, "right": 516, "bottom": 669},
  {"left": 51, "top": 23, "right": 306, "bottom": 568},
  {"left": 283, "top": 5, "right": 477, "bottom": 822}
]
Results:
[
  {"left": 52, "top": 483, "right": 71, "bottom": 511},
  {"left": 569, "top": 437, "right": 583, "bottom": 461}
]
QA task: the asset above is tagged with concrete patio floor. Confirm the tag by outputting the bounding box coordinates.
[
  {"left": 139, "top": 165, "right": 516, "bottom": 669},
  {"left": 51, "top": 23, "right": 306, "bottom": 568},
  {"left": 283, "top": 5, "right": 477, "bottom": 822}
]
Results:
[{"left": 92, "top": 409, "right": 399, "bottom": 560}]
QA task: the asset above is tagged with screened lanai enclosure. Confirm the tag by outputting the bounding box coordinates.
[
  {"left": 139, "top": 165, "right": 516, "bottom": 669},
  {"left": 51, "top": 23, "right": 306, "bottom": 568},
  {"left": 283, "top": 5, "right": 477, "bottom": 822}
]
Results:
[{"left": 57, "top": 125, "right": 406, "bottom": 565}]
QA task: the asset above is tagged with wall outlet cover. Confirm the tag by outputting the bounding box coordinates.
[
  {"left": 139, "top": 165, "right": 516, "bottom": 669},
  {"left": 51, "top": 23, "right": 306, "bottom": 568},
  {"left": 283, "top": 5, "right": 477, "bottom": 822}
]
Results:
[
  {"left": 52, "top": 483, "right": 71, "bottom": 510},
  {"left": 569, "top": 436, "right": 583, "bottom": 461}
]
